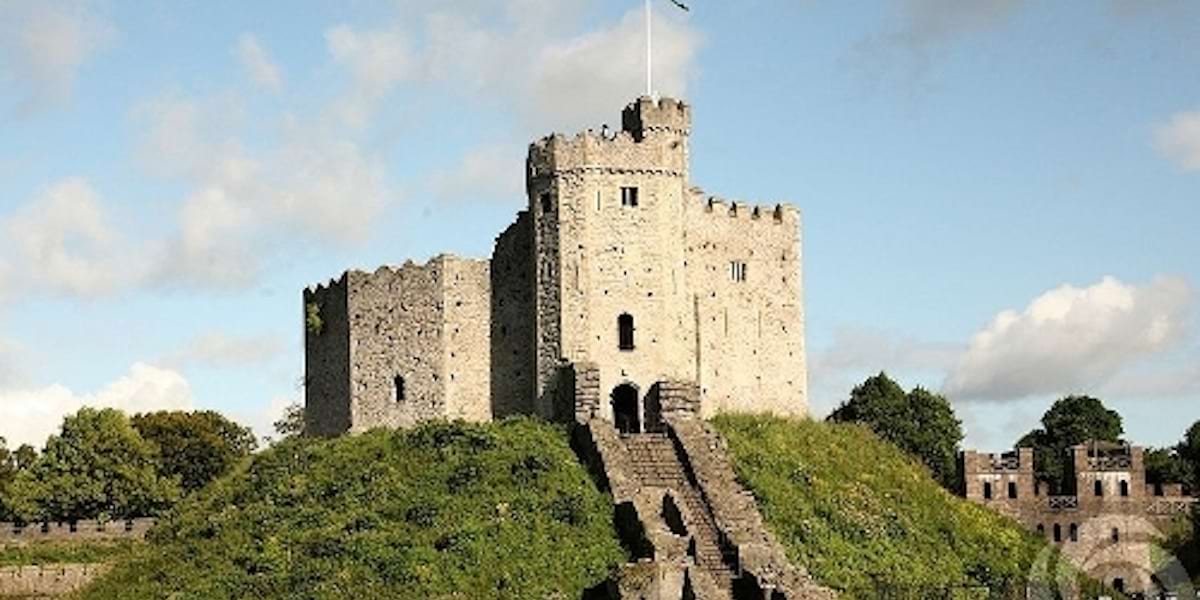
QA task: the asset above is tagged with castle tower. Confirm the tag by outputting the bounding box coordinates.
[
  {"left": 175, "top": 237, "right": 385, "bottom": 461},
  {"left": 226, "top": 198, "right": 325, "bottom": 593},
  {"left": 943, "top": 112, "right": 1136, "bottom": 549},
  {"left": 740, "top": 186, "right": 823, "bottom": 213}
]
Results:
[{"left": 527, "top": 97, "right": 697, "bottom": 423}]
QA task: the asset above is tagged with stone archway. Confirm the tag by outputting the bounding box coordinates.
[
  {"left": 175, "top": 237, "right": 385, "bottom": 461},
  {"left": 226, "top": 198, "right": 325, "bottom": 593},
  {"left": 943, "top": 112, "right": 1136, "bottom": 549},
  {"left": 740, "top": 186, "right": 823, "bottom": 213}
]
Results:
[{"left": 611, "top": 383, "right": 640, "bottom": 434}]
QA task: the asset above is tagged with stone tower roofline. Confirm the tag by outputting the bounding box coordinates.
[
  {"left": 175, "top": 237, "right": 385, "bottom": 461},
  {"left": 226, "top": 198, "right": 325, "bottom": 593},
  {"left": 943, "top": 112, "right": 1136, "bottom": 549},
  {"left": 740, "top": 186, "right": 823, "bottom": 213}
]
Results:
[
  {"left": 304, "top": 253, "right": 484, "bottom": 296},
  {"left": 700, "top": 195, "right": 800, "bottom": 226}
]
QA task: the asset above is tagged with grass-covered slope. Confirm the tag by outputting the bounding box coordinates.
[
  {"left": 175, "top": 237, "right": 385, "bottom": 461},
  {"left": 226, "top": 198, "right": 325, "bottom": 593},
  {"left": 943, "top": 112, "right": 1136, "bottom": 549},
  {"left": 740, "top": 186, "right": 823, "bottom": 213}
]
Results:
[
  {"left": 713, "top": 414, "right": 1053, "bottom": 597},
  {"left": 80, "top": 418, "right": 625, "bottom": 600}
]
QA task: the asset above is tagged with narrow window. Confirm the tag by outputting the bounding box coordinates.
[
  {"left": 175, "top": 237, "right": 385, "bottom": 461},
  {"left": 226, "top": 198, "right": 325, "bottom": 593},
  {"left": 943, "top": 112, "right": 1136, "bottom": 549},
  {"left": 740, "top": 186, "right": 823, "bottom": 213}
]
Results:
[
  {"left": 1008, "top": 482, "right": 1018, "bottom": 499},
  {"left": 621, "top": 186, "right": 639, "bottom": 207},
  {"left": 1119, "top": 480, "right": 1129, "bottom": 497},
  {"left": 729, "top": 261, "right": 747, "bottom": 282},
  {"left": 540, "top": 192, "right": 553, "bottom": 214},
  {"left": 394, "top": 375, "right": 407, "bottom": 403},
  {"left": 1155, "top": 482, "right": 1164, "bottom": 497},
  {"left": 1111, "top": 527, "right": 1120, "bottom": 543},
  {"left": 1094, "top": 480, "right": 1103, "bottom": 497},
  {"left": 1053, "top": 524, "right": 1062, "bottom": 543},
  {"left": 1037, "top": 524, "right": 1045, "bottom": 537},
  {"left": 1069, "top": 523, "right": 1078, "bottom": 542},
  {"left": 983, "top": 482, "right": 993, "bottom": 500},
  {"left": 618, "top": 314, "right": 635, "bottom": 351}
]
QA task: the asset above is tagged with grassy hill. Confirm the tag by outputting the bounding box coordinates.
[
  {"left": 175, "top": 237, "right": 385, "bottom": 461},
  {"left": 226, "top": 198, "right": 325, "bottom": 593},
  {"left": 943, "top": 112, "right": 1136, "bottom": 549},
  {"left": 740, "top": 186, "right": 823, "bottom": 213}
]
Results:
[
  {"left": 712, "top": 414, "right": 1081, "bottom": 598},
  {"left": 78, "top": 418, "right": 625, "bottom": 600}
]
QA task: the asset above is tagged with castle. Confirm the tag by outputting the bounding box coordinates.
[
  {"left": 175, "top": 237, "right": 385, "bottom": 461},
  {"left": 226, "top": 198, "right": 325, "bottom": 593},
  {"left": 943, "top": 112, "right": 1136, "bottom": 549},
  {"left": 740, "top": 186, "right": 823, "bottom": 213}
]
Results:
[
  {"left": 961, "top": 441, "right": 1196, "bottom": 595},
  {"left": 303, "top": 97, "right": 808, "bottom": 436}
]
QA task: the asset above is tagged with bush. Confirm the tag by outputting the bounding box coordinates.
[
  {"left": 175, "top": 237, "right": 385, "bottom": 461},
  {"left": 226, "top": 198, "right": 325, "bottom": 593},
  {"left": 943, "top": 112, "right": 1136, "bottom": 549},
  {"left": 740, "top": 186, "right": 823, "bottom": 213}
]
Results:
[{"left": 81, "top": 418, "right": 625, "bottom": 600}]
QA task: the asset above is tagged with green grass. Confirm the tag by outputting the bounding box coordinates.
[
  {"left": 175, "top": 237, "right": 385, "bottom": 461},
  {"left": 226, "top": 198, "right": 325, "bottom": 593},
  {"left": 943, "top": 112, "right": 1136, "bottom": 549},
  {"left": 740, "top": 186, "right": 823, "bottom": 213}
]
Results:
[
  {"left": 712, "top": 414, "right": 1089, "bottom": 598},
  {"left": 79, "top": 418, "right": 625, "bottom": 600},
  {"left": 0, "top": 540, "right": 136, "bottom": 567}
]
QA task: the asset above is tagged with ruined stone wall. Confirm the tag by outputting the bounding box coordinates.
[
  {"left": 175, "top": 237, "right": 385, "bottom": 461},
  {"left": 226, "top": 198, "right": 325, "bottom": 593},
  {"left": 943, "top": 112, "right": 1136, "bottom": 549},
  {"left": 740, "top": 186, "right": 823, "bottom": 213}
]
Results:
[
  {"left": 684, "top": 197, "right": 807, "bottom": 418},
  {"left": 528, "top": 97, "right": 696, "bottom": 425},
  {"left": 0, "top": 564, "right": 108, "bottom": 597},
  {"left": 304, "top": 275, "right": 351, "bottom": 436},
  {"left": 442, "top": 258, "right": 492, "bottom": 422},
  {"left": 490, "top": 212, "right": 536, "bottom": 417},
  {"left": 345, "top": 261, "right": 447, "bottom": 431},
  {"left": 0, "top": 519, "right": 154, "bottom": 545}
]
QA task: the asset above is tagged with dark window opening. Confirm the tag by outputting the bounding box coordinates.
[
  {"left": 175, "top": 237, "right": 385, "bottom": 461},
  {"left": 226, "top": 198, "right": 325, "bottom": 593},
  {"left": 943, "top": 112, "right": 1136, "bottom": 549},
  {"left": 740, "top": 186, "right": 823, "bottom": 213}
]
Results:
[
  {"left": 1094, "top": 480, "right": 1104, "bottom": 497},
  {"left": 1069, "top": 523, "right": 1078, "bottom": 542},
  {"left": 612, "top": 384, "right": 640, "bottom": 435},
  {"left": 394, "top": 375, "right": 407, "bottom": 403},
  {"left": 1008, "top": 482, "right": 1018, "bottom": 499},
  {"left": 1111, "top": 527, "right": 1120, "bottom": 543},
  {"left": 1113, "top": 579, "right": 1125, "bottom": 594},
  {"left": 730, "top": 261, "right": 747, "bottom": 282},
  {"left": 540, "top": 192, "right": 553, "bottom": 214},
  {"left": 983, "top": 482, "right": 992, "bottom": 500},
  {"left": 1053, "top": 524, "right": 1062, "bottom": 543},
  {"left": 1120, "top": 480, "right": 1129, "bottom": 497},
  {"left": 621, "top": 186, "right": 639, "bottom": 207},
  {"left": 1037, "top": 524, "right": 1045, "bottom": 536},
  {"left": 618, "top": 313, "right": 635, "bottom": 351},
  {"left": 1155, "top": 482, "right": 1165, "bottom": 497}
]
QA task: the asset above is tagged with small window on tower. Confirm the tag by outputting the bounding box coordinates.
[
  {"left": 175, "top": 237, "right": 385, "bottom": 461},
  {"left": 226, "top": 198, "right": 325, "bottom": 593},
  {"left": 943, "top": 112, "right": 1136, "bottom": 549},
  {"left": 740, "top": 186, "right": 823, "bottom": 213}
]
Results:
[
  {"left": 394, "top": 375, "right": 407, "bottom": 403},
  {"left": 730, "top": 261, "right": 747, "bottom": 282},
  {"left": 983, "top": 482, "right": 993, "bottom": 500},
  {"left": 621, "top": 186, "right": 639, "bottom": 207},
  {"left": 618, "top": 313, "right": 635, "bottom": 351},
  {"left": 1008, "top": 482, "right": 1018, "bottom": 499},
  {"left": 540, "top": 192, "right": 553, "bottom": 214}
]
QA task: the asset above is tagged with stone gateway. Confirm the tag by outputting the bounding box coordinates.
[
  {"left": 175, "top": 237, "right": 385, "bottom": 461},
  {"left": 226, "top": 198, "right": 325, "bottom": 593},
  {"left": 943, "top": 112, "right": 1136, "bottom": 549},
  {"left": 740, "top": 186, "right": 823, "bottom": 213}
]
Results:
[{"left": 304, "top": 97, "right": 808, "bottom": 435}]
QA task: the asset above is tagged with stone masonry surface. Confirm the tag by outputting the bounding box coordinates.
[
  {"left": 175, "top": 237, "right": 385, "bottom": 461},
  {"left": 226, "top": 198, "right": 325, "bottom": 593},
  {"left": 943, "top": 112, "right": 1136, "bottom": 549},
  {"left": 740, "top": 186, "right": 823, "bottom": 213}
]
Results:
[
  {"left": 960, "top": 441, "right": 1196, "bottom": 595},
  {"left": 0, "top": 564, "right": 109, "bottom": 598},
  {"left": 305, "top": 96, "right": 808, "bottom": 434}
]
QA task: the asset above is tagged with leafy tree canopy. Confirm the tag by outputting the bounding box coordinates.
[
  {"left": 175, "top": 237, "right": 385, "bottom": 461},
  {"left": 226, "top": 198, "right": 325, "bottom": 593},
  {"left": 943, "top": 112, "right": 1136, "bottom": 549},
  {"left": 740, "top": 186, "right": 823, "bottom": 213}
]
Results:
[
  {"left": 828, "top": 372, "right": 964, "bottom": 489},
  {"left": 273, "top": 402, "right": 305, "bottom": 440},
  {"left": 6, "top": 408, "right": 181, "bottom": 522},
  {"left": 1016, "top": 395, "right": 1123, "bottom": 494},
  {"left": 132, "top": 410, "right": 257, "bottom": 494}
]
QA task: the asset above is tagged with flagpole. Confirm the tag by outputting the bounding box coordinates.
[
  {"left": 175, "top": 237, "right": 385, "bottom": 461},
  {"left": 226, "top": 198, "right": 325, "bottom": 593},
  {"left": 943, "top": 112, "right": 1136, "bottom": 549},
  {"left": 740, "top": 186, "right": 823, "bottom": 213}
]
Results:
[{"left": 645, "top": 0, "right": 652, "bottom": 97}]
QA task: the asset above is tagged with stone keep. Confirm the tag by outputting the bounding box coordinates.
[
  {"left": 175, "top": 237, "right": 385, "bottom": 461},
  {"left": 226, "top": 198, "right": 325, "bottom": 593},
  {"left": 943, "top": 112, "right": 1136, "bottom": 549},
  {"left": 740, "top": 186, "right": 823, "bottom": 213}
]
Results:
[{"left": 304, "top": 97, "right": 808, "bottom": 436}]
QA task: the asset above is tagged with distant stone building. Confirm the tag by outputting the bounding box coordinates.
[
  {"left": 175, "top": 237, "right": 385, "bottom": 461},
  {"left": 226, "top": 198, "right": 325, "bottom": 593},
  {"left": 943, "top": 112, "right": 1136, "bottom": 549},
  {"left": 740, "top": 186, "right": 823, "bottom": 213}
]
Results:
[
  {"left": 960, "top": 441, "right": 1195, "bottom": 595},
  {"left": 303, "top": 96, "right": 808, "bottom": 436}
]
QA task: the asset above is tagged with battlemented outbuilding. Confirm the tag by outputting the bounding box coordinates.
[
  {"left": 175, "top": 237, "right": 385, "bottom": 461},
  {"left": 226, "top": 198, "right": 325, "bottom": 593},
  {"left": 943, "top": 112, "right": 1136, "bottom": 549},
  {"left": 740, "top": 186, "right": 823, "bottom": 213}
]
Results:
[{"left": 303, "top": 97, "right": 808, "bottom": 436}]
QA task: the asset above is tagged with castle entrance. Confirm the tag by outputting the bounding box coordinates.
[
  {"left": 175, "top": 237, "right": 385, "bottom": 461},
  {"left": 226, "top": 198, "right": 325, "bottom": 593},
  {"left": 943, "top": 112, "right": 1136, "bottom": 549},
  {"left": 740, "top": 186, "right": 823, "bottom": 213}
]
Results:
[{"left": 611, "top": 384, "right": 640, "bottom": 435}]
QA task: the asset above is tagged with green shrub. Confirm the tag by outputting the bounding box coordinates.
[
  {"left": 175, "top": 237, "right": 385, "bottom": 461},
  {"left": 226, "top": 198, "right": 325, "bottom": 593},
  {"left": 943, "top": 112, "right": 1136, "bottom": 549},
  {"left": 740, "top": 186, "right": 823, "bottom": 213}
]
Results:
[
  {"left": 712, "top": 414, "right": 1082, "bottom": 598},
  {"left": 80, "top": 418, "right": 625, "bottom": 600}
]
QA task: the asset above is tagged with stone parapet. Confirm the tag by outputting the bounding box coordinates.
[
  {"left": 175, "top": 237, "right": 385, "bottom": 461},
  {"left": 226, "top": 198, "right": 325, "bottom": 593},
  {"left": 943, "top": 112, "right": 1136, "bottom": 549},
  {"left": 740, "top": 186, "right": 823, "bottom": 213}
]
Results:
[
  {"left": 0, "top": 518, "right": 154, "bottom": 545},
  {"left": 0, "top": 563, "right": 108, "bottom": 597}
]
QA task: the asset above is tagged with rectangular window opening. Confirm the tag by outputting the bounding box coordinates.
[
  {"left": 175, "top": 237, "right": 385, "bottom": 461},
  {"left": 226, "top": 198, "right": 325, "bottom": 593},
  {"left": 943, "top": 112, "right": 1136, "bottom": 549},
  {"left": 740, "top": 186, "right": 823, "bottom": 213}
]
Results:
[
  {"left": 1008, "top": 482, "right": 1018, "bottom": 499},
  {"left": 395, "top": 375, "right": 407, "bottom": 403},
  {"left": 730, "top": 261, "right": 747, "bottom": 282},
  {"left": 621, "top": 186, "right": 639, "bottom": 207}
]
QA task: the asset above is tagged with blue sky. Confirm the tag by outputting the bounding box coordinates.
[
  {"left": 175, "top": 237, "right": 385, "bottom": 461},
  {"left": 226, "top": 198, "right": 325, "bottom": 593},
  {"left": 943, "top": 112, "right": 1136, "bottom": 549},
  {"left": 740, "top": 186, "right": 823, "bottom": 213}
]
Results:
[{"left": 1, "top": 0, "right": 1197, "bottom": 452}]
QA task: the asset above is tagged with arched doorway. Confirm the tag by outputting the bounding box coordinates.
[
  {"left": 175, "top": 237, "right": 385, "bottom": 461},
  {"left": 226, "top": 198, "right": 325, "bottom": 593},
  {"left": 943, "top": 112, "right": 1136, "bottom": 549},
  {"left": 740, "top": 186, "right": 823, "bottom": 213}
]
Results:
[{"left": 612, "top": 384, "right": 640, "bottom": 434}]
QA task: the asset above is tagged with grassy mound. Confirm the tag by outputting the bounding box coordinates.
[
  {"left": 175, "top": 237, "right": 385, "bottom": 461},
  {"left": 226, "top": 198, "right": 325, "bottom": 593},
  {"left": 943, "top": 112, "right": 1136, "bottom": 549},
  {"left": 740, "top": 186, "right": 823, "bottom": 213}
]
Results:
[
  {"left": 0, "top": 540, "right": 135, "bottom": 567},
  {"left": 713, "top": 414, "right": 1069, "bottom": 597},
  {"left": 80, "top": 418, "right": 625, "bottom": 599}
]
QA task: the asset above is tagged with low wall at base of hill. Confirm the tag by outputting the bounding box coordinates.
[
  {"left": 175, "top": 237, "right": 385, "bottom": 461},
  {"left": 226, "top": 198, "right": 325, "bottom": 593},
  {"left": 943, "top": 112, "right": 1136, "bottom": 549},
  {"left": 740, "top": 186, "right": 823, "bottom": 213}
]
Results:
[{"left": 0, "top": 563, "right": 109, "bottom": 597}]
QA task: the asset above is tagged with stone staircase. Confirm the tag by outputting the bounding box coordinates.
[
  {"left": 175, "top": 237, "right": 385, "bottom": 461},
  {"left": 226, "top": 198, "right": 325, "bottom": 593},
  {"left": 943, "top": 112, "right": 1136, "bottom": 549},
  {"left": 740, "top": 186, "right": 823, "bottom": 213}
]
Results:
[{"left": 623, "top": 433, "right": 737, "bottom": 593}]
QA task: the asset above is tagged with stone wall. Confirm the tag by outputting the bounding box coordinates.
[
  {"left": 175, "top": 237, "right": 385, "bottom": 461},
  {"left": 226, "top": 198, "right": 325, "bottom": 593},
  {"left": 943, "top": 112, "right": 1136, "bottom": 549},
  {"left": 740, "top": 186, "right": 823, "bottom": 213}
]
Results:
[
  {"left": 0, "top": 564, "right": 108, "bottom": 597},
  {"left": 490, "top": 211, "right": 536, "bottom": 417},
  {"left": 303, "top": 275, "right": 351, "bottom": 436},
  {"left": 442, "top": 258, "right": 492, "bottom": 422},
  {"left": 684, "top": 197, "right": 807, "bottom": 419},
  {"left": 345, "top": 261, "right": 447, "bottom": 431},
  {"left": 0, "top": 519, "right": 154, "bottom": 545}
]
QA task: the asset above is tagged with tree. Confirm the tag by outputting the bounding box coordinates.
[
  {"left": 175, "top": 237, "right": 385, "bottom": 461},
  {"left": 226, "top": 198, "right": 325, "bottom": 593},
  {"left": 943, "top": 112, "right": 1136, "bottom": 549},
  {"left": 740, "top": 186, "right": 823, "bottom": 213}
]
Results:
[
  {"left": 1180, "top": 420, "right": 1200, "bottom": 493},
  {"left": 132, "top": 411, "right": 257, "bottom": 494},
  {"left": 0, "top": 437, "right": 14, "bottom": 521},
  {"left": 273, "top": 402, "right": 305, "bottom": 439},
  {"left": 13, "top": 445, "right": 36, "bottom": 471},
  {"left": 828, "top": 372, "right": 964, "bottom": 489},
  {"left": 1145, "top": 447, "right": 1192, "bottom": 490},
  {"left": 6, "top": 408, "right": 181, "bottom": 522},
  {"left": 1016, "top": 395, "right": 1123, "bottom": 494}
]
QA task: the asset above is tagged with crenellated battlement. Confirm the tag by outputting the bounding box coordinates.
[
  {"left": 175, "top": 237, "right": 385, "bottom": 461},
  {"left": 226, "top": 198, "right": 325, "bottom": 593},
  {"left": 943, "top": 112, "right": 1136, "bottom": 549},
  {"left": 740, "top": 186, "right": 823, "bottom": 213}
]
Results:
[
  {"left": 622, "top": 96, "right": 691, "bottom": 140},
  {"left": 701, "top": 196, "right": 798, "bottom": 226},
  {"left": 527, "top": 130, "right": 687, "bottom": 182}
]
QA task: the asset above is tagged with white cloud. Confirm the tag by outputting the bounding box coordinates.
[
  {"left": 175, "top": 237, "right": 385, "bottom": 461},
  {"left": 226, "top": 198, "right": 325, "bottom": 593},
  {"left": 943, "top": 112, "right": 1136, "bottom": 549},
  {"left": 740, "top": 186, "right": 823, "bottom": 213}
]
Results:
[
  {"left": 0, "top": 1, "right": 114, "bottom": 115},
  {"left": 325, "top": 24, "right": 415, "bottom": 128},
  {"left": 943, "top": 276, "right": 1194, "bottom": 401},
  {"left": 162, "top": 332, "right": 285, "bottom": 370},
  {"left": 430, "top": 143, "right": 523, "bottom": 202},
  {"left": 132, "top": 92, "right": 395, "bottom": 288},
  {"left": 0, "top": 363, "right": 194, "bottom": 449},
  {"left": 0, "top": 178, "right": 148, "bottom": 297},
  {"left": 1154, "top": 110, "right": 1200, "bottom": 172},
  {"left": 235, "top": 33, "right": 283, "bottom": 93}
]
